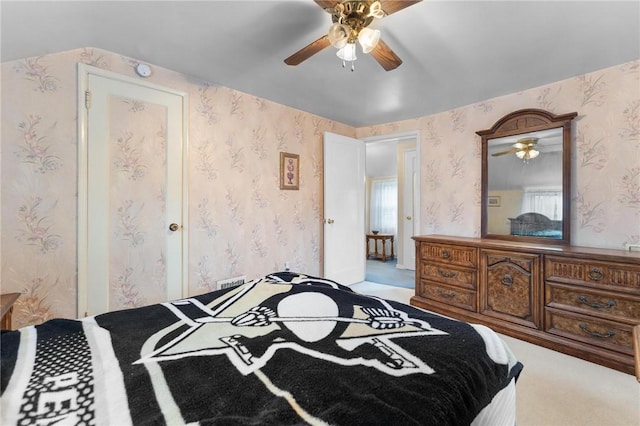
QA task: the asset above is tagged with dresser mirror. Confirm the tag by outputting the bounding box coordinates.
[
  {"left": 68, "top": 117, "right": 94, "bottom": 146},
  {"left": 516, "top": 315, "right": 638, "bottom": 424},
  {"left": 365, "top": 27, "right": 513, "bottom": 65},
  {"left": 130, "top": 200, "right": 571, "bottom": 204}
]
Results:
[{"left": 477, "top": 109, "right": 577, "bottom": 245}]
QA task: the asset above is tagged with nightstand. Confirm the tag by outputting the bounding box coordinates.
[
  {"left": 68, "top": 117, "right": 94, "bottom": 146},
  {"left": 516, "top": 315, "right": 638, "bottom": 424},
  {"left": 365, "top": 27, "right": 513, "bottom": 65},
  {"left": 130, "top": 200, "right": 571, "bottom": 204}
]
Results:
[{"left": 1, "top": 293, "right": 20, "bottom": 330}]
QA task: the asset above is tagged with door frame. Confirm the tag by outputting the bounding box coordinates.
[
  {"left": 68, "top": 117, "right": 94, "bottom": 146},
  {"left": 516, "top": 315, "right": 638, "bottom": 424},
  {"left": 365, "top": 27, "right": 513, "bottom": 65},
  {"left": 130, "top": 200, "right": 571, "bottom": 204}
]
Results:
[
  {"left": 362, "top": 130, "right": 421, "bottom": 270},
  {"left": 76, "top": 64, "right": 190, "bottom": 317}
]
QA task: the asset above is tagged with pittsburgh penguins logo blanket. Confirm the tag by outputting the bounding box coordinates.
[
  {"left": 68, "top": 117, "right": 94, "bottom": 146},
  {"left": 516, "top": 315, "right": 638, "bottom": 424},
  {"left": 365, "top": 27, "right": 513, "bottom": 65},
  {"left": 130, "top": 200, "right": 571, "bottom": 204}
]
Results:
[{"left": 1, "top": 272, "right": 522, "bottom": 425}]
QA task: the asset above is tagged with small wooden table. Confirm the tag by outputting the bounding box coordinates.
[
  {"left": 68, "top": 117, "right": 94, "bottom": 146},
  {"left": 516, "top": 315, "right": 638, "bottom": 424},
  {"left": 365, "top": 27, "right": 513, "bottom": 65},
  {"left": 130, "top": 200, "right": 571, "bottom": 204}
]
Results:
[
  {"left": 366, "top": 233, "right": 395, "bottom": 262},
  {"left": 1, "top": 293, "right": 20, "bottom": 330}
]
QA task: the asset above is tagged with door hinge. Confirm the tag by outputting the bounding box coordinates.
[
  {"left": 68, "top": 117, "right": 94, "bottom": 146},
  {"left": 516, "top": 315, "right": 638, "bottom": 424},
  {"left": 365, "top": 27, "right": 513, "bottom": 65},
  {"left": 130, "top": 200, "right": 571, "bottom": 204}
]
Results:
[{"left": 85, "top": 90, "right": 92, "bottom": 109}]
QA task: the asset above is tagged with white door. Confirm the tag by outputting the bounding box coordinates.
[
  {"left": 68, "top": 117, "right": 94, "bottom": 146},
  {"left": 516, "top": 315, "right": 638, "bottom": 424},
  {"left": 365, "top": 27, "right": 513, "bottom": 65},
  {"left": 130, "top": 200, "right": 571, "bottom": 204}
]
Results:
[
  {"left": 323, "top": 132, "right": 365, "bottom": 284},
  {"left": 402, "top": 148, "right": 418, "bottom": 270},
  {"left": 77, "top": 65, "right": 188, "bottom": 316}
]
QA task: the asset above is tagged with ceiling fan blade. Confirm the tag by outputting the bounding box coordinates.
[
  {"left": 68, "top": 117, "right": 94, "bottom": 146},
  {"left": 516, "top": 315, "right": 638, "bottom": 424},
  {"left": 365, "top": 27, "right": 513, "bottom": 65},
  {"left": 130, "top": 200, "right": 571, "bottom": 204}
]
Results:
[
  {"left": 370, "top": 39, "right": 402, "bottom": 71},
  {"left": 284, "top": 35, "right": 331, "bottom": 66},
  {"left": 379, "top": 0, "right": 423, "bottom": 16},
  {"left": 314, "top": 0, "right": 339, "bottom": 11},
  {"left": 492, "top": 148, "right": 519, "bottom": 157}
]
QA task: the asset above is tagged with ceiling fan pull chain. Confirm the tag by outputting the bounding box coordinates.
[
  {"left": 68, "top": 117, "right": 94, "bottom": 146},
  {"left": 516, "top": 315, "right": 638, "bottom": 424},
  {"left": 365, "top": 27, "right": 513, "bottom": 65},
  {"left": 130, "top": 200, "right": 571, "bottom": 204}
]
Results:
[{"left": 340, "top": 59, "right": 355, "bottom": 72}]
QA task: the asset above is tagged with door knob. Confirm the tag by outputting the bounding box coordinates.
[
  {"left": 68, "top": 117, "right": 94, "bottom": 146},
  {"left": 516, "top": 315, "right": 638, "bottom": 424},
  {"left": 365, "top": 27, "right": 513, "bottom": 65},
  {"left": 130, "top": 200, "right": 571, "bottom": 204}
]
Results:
[
  {"left": 406, "top": 216, "right": 412, "bottom": 220},
  {"left": 169, "top": 223, "right": 180, "bottom": 231},
  {"left": 326, "top": 218, "right": 335, "bottom": 224}
]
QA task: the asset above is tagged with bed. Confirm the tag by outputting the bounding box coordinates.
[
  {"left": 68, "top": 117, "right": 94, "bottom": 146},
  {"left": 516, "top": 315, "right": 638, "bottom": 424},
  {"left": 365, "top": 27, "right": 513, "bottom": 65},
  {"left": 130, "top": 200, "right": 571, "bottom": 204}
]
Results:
[
  {"left": 1, "top": 272, "right": 522, "bottom": 425},
  {"left": 509, "top": 212, "right": 562, "bottom": 238}
]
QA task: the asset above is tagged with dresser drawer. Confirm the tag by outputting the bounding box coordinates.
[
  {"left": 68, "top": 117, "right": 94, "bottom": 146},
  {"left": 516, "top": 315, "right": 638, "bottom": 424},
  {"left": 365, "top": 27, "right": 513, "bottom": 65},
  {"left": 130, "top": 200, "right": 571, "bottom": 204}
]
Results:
[
  {"left": 545, "top": 256, "right": 640, "bottom": 292},
  {"left": 418, "top": 280, "right": 477, "bottom": 312},
  {"left": 420, "top": 242, "right": 477, "bottom": 268},
  {"left": 420, "top": 262, "right": 476, "bottom": 289},
  {"left": 546, "top": 283, "right": 640, "bottom": 323},
  {"left": 545, "top": 308, "right": 635, "bottom": 355}
]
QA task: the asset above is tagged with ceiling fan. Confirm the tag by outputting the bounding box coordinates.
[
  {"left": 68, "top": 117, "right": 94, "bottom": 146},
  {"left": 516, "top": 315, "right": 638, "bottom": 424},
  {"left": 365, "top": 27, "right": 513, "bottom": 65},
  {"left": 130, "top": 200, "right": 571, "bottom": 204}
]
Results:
[
  {"left": 284, "top": 0, "right": 422, "bottom": 71},
  {"left": 492, "top": 137, "right": 541, "bottom": 160}
]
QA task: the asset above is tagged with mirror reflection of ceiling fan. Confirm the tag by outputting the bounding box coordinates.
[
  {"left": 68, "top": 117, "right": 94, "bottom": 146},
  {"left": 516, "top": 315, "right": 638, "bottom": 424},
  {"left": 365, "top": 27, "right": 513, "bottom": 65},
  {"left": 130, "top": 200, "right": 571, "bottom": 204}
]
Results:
[
  {"left": 492, "top": 137, "right": 541, "bottom": 160},
  {"left": 284, "top": 0, "right": 422, "bottom": 71}
]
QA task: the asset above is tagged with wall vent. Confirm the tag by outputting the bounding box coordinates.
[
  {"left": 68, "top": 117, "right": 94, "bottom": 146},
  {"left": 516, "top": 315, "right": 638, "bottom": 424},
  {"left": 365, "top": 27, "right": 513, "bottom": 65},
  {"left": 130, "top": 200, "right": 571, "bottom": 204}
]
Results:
[{"left": 216, "top": 275, "right": 246, "bottom": 290}]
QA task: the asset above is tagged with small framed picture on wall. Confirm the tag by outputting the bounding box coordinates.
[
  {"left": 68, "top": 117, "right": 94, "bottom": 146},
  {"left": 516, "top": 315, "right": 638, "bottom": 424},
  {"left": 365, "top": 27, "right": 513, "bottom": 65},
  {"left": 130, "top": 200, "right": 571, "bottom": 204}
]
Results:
[
  {"left": 279, "top": 152, "right": 300, "bottom": 190},
  {"left": 488, "top": 195, "right": 501, "bottom": 207}
]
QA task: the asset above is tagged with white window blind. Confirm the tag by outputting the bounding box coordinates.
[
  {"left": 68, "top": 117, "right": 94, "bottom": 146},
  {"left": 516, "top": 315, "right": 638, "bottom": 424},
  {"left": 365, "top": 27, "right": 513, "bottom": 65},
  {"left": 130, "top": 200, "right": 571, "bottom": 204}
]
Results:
[{"left": 370, "top": 178, "right": 397, "bottom": 234}]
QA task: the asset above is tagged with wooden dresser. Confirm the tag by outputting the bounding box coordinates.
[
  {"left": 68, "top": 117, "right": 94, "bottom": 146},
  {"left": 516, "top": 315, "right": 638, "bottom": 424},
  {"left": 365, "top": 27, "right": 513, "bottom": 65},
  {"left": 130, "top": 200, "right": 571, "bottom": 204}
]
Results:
[{"left": 411, "top": 235, "right": 640, "bottom": 374}]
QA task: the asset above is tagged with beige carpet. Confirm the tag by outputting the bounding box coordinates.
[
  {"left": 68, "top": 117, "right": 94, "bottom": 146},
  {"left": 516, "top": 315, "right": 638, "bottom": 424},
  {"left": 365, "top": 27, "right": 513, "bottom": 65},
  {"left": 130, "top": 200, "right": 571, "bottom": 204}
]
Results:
[
  {"left": 501, "top": 333, "right": 639, "bottom": 426},
  {"left": 352, "top": 281, "right": 640, "bottom": 426}
]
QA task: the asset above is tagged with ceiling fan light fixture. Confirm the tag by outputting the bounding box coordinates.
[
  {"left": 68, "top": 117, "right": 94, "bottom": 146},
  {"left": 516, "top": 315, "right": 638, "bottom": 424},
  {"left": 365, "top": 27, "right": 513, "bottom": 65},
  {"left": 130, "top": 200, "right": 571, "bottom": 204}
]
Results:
[
  {"left": 284, "top": 0, "right": 421, "bottom": 71},
  {"left": 515, "top": 149, "right": 540, "bottom": 160},
  {"left": 358, "top": 28, "right": 381, "bottom": 53},
  {"left": 328, "top": 23, "right": 350, "bottom": 48},
  {"left": 336, "top": 42, "right": 357, "bottom": 61}
]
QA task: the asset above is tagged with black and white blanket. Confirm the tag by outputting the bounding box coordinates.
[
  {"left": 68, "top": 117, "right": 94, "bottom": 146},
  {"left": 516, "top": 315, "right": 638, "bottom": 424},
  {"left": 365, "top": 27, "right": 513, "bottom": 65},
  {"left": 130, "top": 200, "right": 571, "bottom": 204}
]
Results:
[{"left": 1, "top": 272, "right": 523, "bottom": 425}]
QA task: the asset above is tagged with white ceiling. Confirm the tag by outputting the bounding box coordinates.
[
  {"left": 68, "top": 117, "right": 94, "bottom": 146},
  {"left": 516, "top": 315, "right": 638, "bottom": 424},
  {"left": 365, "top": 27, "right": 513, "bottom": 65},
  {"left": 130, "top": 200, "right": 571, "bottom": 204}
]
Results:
[{"left": 1, "top": 1, "right": 638, "bottom": 127}]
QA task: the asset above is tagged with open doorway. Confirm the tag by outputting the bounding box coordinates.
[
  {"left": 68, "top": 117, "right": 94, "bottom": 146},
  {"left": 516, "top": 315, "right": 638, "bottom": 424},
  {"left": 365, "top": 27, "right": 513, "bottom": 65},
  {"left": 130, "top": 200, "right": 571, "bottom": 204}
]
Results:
[{"left": 364, "top": 133, "right": 419, "bottom": 289}]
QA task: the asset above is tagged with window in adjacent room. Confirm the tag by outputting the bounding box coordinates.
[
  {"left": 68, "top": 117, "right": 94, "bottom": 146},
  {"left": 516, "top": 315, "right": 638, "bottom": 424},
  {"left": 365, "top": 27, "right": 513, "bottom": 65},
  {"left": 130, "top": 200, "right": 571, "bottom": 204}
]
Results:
[{"left": 370, "top": 177, "right": 397, "bottom": 234}]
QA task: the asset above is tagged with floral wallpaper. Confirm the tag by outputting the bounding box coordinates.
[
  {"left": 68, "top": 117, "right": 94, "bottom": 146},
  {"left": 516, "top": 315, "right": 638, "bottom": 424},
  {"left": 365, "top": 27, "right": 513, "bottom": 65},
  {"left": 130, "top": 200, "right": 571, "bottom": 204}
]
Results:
[
  {"left": 1, "top": 47, "right": 638, "bottom": 328},
  {"left": 357, "top": 60, "right": 640, "bottom": 250},
  {"left": 1, "top": 48, "right": 353, "bottom": 328}
]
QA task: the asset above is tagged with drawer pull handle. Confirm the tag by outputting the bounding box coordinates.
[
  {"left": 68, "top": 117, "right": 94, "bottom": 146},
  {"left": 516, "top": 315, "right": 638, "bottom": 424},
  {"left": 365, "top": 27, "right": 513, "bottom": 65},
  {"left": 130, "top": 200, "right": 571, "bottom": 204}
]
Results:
[
  {"left": 441, "top": 249, "right": 451, "bottom": 259},
  {"left": 588, "top": 268, "right": 604, "bottom": 281},
  {"left": 501, "top": 274, "right": 513, "bottom": 286},
  {"left": 438, "top": 268, "right": 458, "bottom": 279},
  {"left": 578, "top": 323, "right": 616, "bottom": 339},
  {"left": 578, "top": 295, "right": 616, "bottom": 310},
  {"left": 437, "top": 289, "right": 456, "bottom": 299}
]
